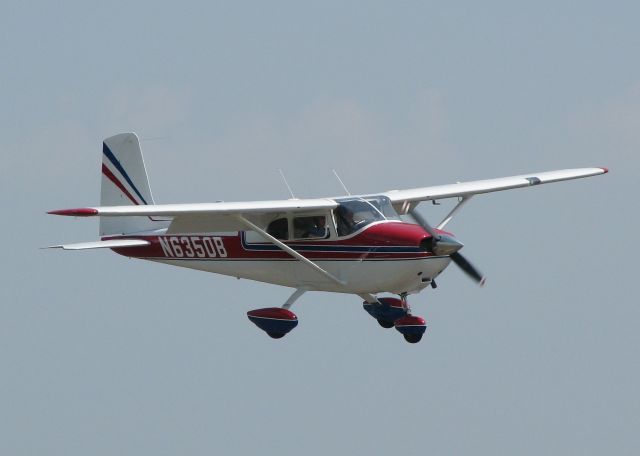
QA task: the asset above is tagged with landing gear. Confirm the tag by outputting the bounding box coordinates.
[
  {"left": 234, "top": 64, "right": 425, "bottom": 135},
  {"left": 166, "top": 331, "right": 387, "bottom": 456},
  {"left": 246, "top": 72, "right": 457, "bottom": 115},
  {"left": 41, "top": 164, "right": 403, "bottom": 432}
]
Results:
[
  {"left": 247, "top": 289, "right": 305, "bottom": 339},
  {"left": 363, "top": 294, "right": 428, "bottom": 343},
  {"left": 248, "top": 289, "right": 429, "bottom": 343},
  {"left": 363, "top": 297, "right": 407, "bottom": 328},
  {"left": 377, "top": 319, "right": 395, "bottom": 329},
  {"left": 394, "top": 314, "right": 427, "bottom": 343},
  {"left": 403, "top": 333, "right": 423, "bottom": 344},
  {"left": 247, "top": 308, "right": 298, "bottom": 338}
]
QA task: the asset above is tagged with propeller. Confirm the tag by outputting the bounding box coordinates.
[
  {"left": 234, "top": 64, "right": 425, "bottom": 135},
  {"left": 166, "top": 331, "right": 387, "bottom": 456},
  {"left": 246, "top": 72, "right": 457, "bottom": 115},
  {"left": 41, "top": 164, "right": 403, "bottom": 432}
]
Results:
[
  {"left": 410, "top": 208, "right": 486, "bottom": 286},
  {"left": 450, "top": 251, "right": 486, "bottom": 286}
]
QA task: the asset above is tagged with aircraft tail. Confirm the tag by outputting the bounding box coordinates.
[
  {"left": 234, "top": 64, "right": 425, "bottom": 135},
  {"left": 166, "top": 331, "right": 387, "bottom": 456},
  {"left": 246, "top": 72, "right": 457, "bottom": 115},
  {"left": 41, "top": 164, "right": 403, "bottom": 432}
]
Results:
[{"left": 100, "top": 133, "right": 169, "bottom": 236}]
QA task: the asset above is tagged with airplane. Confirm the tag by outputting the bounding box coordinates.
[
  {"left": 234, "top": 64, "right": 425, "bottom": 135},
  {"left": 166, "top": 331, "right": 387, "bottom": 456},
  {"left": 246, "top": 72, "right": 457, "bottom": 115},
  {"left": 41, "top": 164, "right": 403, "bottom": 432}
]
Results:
[{"left": 47, "top": 132, "right": 608, "bottom": 343}]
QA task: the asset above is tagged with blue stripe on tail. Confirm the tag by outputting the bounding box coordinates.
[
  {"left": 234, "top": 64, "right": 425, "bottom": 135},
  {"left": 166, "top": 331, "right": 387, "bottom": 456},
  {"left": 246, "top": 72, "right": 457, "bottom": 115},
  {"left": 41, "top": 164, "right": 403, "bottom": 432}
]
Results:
[{"left": 102, "top": 143, "right": 148, "bottom": 205}]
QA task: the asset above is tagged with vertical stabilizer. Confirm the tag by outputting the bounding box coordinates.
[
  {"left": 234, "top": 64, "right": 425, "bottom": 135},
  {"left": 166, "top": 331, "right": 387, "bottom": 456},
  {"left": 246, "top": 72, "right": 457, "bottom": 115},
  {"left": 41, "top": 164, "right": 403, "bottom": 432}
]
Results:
[{"left": 100, "top": 133, "right": 168, "bottom": 236}]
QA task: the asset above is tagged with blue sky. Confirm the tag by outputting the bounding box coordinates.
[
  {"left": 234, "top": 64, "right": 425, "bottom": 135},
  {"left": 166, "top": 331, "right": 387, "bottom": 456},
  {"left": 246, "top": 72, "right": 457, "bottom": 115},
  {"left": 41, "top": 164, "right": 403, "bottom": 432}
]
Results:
[{"left": 2, "top": 2, "right": 638, "bottom": 455}]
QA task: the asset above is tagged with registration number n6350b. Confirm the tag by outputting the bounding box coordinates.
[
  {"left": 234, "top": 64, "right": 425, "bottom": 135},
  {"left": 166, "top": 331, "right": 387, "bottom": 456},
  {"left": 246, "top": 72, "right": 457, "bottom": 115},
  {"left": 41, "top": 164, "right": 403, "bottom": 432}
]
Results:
[{"left": 158, "top": 236, "right": 227, "bottom": 258}]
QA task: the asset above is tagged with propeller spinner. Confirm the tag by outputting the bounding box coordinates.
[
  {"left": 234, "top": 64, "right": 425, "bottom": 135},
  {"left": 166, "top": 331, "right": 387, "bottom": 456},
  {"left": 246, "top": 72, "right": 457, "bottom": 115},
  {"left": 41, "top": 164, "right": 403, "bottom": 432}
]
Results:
[{"left": 410, "top": 208, "right": 486, "bottom": 286}]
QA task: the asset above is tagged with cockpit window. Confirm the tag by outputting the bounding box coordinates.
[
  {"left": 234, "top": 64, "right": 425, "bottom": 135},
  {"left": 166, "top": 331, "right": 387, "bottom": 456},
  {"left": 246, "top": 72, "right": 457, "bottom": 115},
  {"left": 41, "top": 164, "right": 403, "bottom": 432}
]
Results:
[
  {"left": 364, "top": 196, "right": 399, "bottom": 220},
  {"left": 293, "top": 216, "right": 329, "bottom": 239},
  {"left": 334, "top": 198, "right": 386, "bottom": 236}
]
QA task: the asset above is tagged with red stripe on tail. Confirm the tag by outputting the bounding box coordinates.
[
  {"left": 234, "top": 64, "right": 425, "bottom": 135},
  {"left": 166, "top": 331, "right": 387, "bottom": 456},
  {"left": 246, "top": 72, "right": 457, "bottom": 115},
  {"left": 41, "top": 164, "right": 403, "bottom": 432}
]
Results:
[{"left": 102, "top": 163, "right": 140, "bottom": 205}]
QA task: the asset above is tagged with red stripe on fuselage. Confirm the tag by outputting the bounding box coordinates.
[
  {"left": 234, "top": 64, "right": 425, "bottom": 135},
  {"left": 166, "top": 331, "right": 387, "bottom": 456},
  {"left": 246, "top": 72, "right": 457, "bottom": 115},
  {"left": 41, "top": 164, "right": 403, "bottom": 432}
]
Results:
[
  {"left": 111, "top": 235, "right": 431, "bottom": 260},
  {"left": 105, "top": 222, "right": 435, "bottom": 261}
]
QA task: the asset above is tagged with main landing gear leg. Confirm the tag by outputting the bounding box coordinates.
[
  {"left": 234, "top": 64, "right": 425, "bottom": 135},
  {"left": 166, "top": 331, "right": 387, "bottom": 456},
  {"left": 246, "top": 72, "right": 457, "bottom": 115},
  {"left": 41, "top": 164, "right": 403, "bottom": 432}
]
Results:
[
  {"left": 247, "top": 288, "right": 305, "bottom": 339},
  {"left": 283, "top": 288, "right": 306, "bottom": 310}
]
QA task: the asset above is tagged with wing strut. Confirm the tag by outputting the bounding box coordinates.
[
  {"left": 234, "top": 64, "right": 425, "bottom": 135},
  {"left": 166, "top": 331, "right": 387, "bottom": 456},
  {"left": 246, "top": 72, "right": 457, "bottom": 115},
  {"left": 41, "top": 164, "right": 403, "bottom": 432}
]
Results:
[
  {"left": 235, "top": 215, "right": 379, "bottom": 303},
  {"left": 235, "top": 215, "right": 346, "bottom": 286},
  {"left": 437, "top": 196, "right": 472, "bottom": 229}
]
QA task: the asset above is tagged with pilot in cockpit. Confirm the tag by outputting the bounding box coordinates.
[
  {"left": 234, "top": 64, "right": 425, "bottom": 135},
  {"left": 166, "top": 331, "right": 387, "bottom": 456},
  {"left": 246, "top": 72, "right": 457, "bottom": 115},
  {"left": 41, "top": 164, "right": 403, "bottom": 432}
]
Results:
[
  {"left": 308, "top": 216, "right": 328, "bottom": 238},
  {"left": 336, "top": 206, "right": 358, "bottom": 236}
]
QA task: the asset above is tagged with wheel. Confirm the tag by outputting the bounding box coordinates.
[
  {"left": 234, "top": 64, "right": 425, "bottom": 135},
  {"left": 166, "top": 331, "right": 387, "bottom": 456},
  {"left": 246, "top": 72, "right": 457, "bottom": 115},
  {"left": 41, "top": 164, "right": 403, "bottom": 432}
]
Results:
[
  {"left": 403, "top": 333, "right": 423, "bottom": 344},
  {"left": 267, "top": 332, "right": 286, "bottom": 339},
  {"left": 377, "top": 319, "right": 395, "bottom": 329}
]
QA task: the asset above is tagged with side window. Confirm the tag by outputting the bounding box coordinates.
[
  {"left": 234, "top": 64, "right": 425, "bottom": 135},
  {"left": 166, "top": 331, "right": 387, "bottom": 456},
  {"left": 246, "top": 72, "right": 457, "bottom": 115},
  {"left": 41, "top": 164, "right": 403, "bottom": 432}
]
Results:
[
  {"left": 293, "top": 216, "right": 328, "bottom": 240},
  {"left": 266, "top": 218, "right": 289, "bottom": 240},
  {"left": 334, "top": 209, "right": 352, "bottom": 237}
]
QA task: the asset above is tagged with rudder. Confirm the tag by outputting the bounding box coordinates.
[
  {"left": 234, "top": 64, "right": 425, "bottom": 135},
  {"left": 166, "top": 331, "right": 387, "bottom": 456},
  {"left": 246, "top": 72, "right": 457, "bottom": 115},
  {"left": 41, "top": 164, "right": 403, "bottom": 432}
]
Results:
[{"left": 100, "top": 133, "right": 168, "bottom": 236}]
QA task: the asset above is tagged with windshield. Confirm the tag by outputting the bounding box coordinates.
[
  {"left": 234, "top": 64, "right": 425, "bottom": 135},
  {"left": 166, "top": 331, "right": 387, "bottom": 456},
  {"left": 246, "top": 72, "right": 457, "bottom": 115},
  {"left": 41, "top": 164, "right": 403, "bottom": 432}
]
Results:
[
  {"left": 364, "top": 195, "right": 399, "bottom": 220},
  {"left": 334, "top": 198, "right": 387, "bottom": 236}
]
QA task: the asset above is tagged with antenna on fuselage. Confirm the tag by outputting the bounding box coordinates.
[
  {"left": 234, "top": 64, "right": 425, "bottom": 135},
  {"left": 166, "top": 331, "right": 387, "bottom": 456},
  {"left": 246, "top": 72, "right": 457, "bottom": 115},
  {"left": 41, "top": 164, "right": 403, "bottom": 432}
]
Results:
[
  {"left": 277, "top": 169, "right": 297, "bottom": 199},
  {"left": 332, "top": 169, "right": 351, "bottom": 196}
]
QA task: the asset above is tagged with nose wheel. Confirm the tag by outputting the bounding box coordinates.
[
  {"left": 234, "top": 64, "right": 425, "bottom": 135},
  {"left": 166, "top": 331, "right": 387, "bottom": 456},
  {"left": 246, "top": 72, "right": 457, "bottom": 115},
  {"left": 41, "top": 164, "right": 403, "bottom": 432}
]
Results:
[
  {"left": 403, "top": 334, "right": 423, "bottom": 343},
  {"left": 393, "top": 294, "right": 427, "bottom": 343},
  {"left": 363, "top": 294, "right": 427, "bottom": 343},
  {"left": 394, "top": 314, "right": 427, "bottom": 343}
]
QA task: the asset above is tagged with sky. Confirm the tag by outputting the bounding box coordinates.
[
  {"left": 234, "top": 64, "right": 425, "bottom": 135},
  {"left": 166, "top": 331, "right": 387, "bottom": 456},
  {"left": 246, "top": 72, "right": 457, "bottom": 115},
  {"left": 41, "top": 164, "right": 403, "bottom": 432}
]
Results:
[{"left": 1, "top": 1, "right": 638, "bottom": 455}]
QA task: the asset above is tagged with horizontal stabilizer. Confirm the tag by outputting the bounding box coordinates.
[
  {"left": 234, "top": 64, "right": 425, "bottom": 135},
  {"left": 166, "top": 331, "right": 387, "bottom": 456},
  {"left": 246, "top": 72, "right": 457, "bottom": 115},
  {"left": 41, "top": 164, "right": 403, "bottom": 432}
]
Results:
[{"left": 46, "top": 239, "right": 150, "bottom": 250}]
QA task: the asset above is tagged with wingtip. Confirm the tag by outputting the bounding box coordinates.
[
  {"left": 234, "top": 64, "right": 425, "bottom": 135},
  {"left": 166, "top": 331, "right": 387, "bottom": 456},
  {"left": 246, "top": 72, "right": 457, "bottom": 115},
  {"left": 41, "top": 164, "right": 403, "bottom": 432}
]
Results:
[{"left": 47, "top": 208, "right": 98, "bottom": 217}]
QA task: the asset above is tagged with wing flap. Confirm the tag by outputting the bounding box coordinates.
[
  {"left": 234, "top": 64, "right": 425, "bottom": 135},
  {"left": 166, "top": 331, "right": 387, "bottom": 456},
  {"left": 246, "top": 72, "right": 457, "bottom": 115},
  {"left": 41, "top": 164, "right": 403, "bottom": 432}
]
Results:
[{"left": 47, "top": 239, "right": 150, "bottom": 250}]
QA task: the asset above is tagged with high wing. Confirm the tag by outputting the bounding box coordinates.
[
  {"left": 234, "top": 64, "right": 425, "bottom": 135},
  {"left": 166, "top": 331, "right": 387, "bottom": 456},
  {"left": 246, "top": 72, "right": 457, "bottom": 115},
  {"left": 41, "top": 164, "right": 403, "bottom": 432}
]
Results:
[
  {"left": 49, "top": 168, "right": 607, "bottom": 221},
  {"left": 48, "top": 198, "right": 337, "bottom": 217},
  {"left": 48, "top": 198, "right": 339, "bottom": 233},
  {"left": 383, "top": 167, "right": 608, "bottom": 213}
]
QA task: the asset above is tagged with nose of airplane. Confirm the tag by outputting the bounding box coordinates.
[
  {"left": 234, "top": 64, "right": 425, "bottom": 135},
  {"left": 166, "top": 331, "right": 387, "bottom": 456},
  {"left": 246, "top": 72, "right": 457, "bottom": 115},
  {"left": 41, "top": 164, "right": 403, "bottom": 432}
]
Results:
[
  {"left": 437, "top": 234, "right": 464, "bottom": 255},
  {"left": 421, "top": 233, "right": 464, "bottom": 256}
]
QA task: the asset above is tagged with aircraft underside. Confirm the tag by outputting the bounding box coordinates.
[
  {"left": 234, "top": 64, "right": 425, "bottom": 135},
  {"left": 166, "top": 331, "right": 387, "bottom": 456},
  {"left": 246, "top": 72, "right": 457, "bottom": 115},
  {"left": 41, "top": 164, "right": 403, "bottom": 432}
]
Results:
[{"left": 147, "top": 255, "right": 452, "bottom": 294}]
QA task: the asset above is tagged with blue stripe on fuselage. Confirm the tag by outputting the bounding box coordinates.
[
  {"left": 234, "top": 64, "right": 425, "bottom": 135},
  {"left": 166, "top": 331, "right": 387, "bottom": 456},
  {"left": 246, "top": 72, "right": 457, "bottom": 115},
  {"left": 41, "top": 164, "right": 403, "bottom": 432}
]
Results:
[{"left": 240, "top": 232, "right": 422, "bottom": 253}]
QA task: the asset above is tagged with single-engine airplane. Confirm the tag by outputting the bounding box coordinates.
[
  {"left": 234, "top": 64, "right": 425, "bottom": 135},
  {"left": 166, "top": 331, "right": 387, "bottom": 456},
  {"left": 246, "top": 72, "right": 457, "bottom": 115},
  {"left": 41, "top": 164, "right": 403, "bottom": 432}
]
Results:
[{"left": 48, "top": 133, "right": 608, "bottom": 343}]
